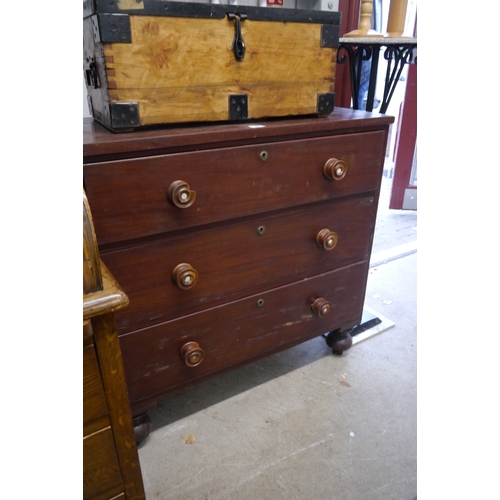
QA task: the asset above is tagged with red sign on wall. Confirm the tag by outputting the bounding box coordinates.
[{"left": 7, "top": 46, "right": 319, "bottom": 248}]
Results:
[{"left": 267, "top": 0, "right": 284, "bottom": 5}]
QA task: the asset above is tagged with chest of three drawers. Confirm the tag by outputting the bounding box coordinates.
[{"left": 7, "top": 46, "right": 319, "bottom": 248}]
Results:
[{"left": 83, "top": 108, "right": 393, "bottom": 419}]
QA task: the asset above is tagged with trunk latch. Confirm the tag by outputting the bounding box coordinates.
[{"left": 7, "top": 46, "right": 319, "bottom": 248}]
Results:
[{"left": 227, "top": 12, "right": 247, "bottom": 61}]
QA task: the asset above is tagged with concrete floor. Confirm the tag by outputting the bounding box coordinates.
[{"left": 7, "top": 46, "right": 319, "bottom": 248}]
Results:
[{"left": 137, "top": 175, "right": 417, "bottom": 500}]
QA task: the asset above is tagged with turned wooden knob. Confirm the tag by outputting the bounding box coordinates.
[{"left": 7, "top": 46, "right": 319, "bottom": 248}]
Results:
[
  {"left": 172, "top": 263, "right": 199, "bottom": 290},
  {"left": 168, "top": 180, "right": 196, "bottom": 208},
  {"left": 180, "top": 341, "right": 205, "bottom": 367},
  {"left": 316, "top": 229, "right": 338, "bottom": 250},
  {"left": 323, "top": 158, "right": 347, "bottom": 181},
  {"left": 311, "top": 298, "right": 332, "bottom": 317}
]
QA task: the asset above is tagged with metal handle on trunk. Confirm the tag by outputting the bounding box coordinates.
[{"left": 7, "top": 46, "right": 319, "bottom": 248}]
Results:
[{"left": 228, "top": 12, "right": 247, "bottom": 61}]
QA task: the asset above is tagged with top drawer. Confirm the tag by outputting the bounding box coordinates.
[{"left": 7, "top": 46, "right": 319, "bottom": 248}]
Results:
[{"left": 84, "top": 131, "right": 386, "bottom": 245}]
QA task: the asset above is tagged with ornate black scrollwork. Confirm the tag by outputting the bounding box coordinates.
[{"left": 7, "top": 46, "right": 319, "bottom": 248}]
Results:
[
  {"left": 338, "top": 40, "right": 417, "bottom": 113},
  {"left": 379, "top": 45, "right": 416, "bottom": 113},
  {"left": 338, "top": 45, "right": 376, "bottom": 110}
]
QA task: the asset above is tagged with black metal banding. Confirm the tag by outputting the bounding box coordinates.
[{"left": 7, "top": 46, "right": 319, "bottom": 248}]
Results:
[{"left": 85, "top": 0, "right": 341, "bottom": 26}]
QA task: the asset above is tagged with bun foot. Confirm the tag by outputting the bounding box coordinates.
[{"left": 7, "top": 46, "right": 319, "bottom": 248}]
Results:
[
  {"left": 133, "top": 412, "right": 152, "bottom": 445},
  {"left": 325, "top": 328, "right": 353, "bottom": 355}
]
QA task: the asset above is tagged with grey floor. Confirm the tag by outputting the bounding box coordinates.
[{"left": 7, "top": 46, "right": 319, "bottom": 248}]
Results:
[{"left": 137, "top": 174, "right": 417, "bottom": 500}]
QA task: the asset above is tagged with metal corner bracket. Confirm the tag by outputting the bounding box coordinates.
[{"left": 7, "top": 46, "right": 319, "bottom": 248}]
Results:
[
  {"left": 92, "top": 13, "right": 132, "bottom": 43},
  {"left": 107, "top": 102, "right": 140, "bottom": 129},
  {"left": 317, "top": 93, "right": 335, "bottom": 115},
  {"left": 229, "top": 95, "right": 248, "bottom": 120}
]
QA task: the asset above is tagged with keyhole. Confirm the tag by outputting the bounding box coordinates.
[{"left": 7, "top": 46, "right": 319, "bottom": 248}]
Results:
[
  {"left": 259, "top": 151, "right": 269, "bottom": 162},
  {"left": 257, "top": 226, "right": 266, "bottom": 235}
]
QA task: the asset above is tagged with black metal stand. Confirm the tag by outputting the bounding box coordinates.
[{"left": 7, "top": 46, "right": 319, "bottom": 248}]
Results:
[{"left": 338, "top": 37, "right": 417, "bottom": 113}]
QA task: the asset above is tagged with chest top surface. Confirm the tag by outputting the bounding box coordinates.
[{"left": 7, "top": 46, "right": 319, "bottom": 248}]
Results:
[{"left": 83, "top": 108, "right": 394, "bottom": 161}]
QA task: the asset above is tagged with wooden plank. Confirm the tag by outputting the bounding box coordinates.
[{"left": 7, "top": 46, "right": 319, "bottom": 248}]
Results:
[{"left": 106, "top": 82, "right": 333, "bottom": 124}]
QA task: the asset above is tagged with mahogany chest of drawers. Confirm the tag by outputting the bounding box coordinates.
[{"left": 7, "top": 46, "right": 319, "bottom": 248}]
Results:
[{"left": 83, "top": 108, "right": 393, "bottom": 424}]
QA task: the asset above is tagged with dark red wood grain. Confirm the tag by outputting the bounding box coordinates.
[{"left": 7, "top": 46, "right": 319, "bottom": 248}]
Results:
[
  {"left": 83, "top": 108, "right": 393, "bottom": 162},
  {"left": 103, "top": 196, "right": 377, "bottom": 334},
  {"left": 85, "top": 130, "right": 386, "bottom": 245},
  {"left": 83, "top": 111, "right": 393, "bottom": 415},
  {"left": 120, "top": 261, "right": 368, "bottom": 408}
]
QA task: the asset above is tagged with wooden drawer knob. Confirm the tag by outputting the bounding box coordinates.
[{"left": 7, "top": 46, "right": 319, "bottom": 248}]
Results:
[
  {"left": 323, "top": 158, "right": 347, "bottom": 181},
  {"left": 172, "top": 263, "right": 199, "bottom": 290},
  {"left": 316, "top": 229, "right": 338, "bottom": 250},
  {"left": 311, "top": 298, "right": 332, "bottom": 317},
  {"left": 168, "top": 180, "right": 196, "bottom": 208},
  {"left": 180, "top": 341, "right": 205, "bottom": 367}
]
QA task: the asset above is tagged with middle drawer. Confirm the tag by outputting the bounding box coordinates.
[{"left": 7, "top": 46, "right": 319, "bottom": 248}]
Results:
[{"left": 103, "top": 196, "right": 377, "bottom": 334}]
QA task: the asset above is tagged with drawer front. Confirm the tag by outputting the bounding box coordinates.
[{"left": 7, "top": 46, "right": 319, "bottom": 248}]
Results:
[
  {"left": 120, "top": 261, "right": 368, "bottom": 406},
  {"left": 83, "top": 426, "right": 123, "bottom": 500},
  {"left": 83, "top": 343, "right": 108, "bottom": 425},
  {"left": 104, "top": 196, "right": 376, "bottom": 333},
  {"left": 84, "top": 131, "right": 386, "bottom": 244}
]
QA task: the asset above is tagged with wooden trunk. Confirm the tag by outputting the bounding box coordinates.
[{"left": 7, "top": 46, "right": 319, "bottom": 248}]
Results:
[{"left": 83, "top": 0, "right": 341, "bottom": 131}]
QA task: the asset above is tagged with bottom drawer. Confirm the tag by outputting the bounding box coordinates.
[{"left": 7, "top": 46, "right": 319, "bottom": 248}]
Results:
[{"left": 120, "top": 261, "right": 368, "bottom": 407}]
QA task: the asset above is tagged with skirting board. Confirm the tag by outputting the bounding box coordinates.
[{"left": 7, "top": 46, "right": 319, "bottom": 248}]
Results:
[{"left": 352, "top": 305, "right": 395, "bottom": 346}]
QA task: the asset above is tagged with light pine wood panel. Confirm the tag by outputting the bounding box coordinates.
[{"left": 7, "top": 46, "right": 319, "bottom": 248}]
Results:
[
  {"left": 105, "top": 16, "right": 335, "bottom": 87},
  {"left": 102, "top": 15, "right": 336, "bottom": 124},
  {"left": 107, "top": 82, "right": 334, "bottom": 124}
]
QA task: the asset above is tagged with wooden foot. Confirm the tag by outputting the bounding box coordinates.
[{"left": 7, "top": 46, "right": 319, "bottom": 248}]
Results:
[
  {"left": 325, "top": 328, "right": 353, "bottom": 355},
  {"left": 133, "top": 412, "right": 152, "bottom": 445}
]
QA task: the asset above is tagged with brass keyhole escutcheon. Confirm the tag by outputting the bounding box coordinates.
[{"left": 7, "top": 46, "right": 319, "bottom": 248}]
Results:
[
  {"left": 259, "top": 151, "right": 269, "bottom": 162},
  {"left": 256, "top": 298, "right": 264, "bottom": 307},
  {"left": 257, "top": 225, "right": 266, "bottom": 235}
]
